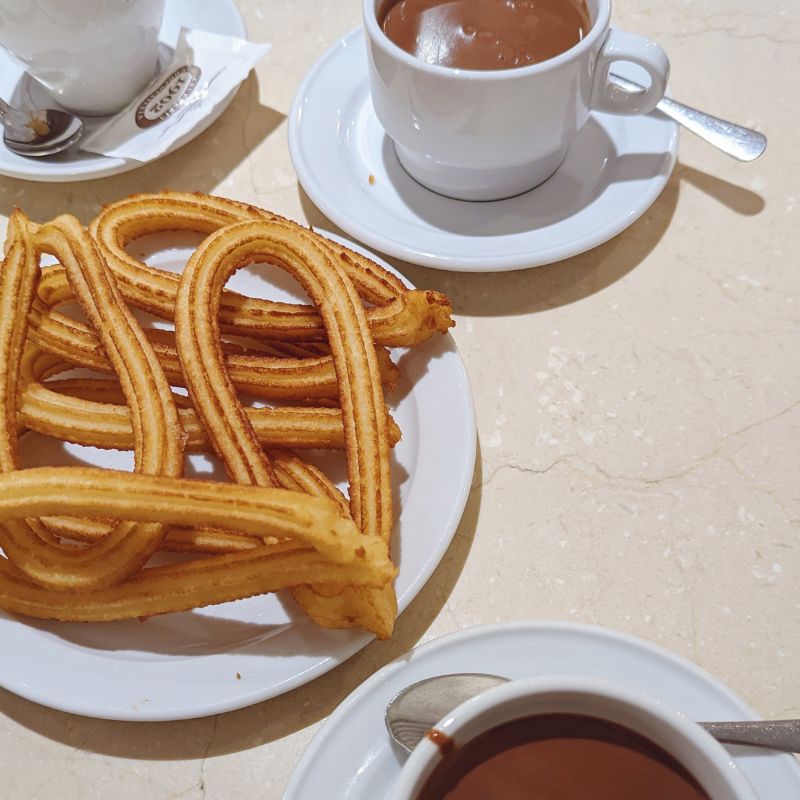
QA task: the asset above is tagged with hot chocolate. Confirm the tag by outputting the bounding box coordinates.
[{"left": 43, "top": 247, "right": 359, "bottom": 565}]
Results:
[
  {"left": 379, "top": 0, "right": 591, "bottom": 70},
  {"left": 416, "top": 713, "right": 711, "bottom": 799}
]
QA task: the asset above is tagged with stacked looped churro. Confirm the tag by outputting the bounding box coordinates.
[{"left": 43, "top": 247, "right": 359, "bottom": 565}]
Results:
[{"left": 0, "top": 191, "right": 454, "bottom": 639}]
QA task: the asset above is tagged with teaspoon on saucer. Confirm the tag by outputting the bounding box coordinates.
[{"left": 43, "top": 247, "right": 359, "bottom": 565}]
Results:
[
  {"left": 385, "top": 674, "right": 800, "bottom": 754},
  {"left": 609, "top": 73, "right": 767, "bottom": 161},
  {"left": 0, "top": 97, "right": 84, "bottom": 157}
]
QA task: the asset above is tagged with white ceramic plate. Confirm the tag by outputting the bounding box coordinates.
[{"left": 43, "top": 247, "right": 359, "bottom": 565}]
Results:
[
  {"left": 0, "top": 231, "right": 476, "bottom": 721},
  {"left": 0, "top": 0, "right": 246, "bottom": 182},
  {"left": 284, "top": 621, "right": 800, "bottom": 799},
  {"left": 289, "top": 28, "right": 679, "bottom": 272}
]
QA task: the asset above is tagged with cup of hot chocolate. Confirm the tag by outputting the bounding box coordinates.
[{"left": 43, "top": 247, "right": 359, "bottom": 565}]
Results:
[
  {"left": 388, "top": 677, "right": 758, "bottom": 800},
  {"left": 364, "top": 0, "right": 671, "bottom": 200},
  {"left": 0, "top": 0, "right": 165, "bottom": 116}
]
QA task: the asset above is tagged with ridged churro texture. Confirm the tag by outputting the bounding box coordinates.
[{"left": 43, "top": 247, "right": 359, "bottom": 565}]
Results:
[
  {"left": 0, "top": 191, "right": 454, "bottom": 638},
  {"left": 90, "top": 191, "right": 453, "bottom": 345},
  {"left": 174, "top": 219, "right": 397, "bottom": 637}
]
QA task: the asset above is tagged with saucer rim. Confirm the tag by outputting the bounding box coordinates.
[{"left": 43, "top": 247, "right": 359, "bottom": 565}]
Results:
[{"left": 288, "top": 26, "right": 679, "bottom": 272}]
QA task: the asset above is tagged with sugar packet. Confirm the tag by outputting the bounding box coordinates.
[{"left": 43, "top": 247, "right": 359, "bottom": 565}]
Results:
[{"left": 80, "top": 28, "right": 271, "bottom": 161}]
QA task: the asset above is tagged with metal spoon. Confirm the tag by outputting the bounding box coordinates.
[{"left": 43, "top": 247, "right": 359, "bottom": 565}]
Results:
[
  {"left": 385, "top": 674, "right": 800, "bottom": 754},
  {"left": 0, "top": 97, "right": 84, "bottom": 157},
  {"left": 609, "top": 73, "right": 767, "bottom": 162}
]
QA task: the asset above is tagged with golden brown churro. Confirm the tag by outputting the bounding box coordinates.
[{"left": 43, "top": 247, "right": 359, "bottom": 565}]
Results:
[
  {"left": 18, "top": 348, "right": 402, "bottom": 452},
  {"left": 37, "top": 448, "right": 352, "bottom": 552},
  {"left": 0, "top": 468, "right": 392, "bottom": 621},
  {"left": 28, "top": 276, "right": 402, "bottom": 401},
  {"left": 0, "top": 468, "right": 382, "bottom": 563},
  {"left": 90, "top": 191, "right": 453, "bottom": 346},
  {"left": 0, "top": 213, "right": 40, "bottom": 470},
  {"left": 0, "top": 216, "right": 184, "bottom": 590},
  {"left": 174, "top": 220, "right": 396, "bottom": 638},
  {"left": 0, "top": 190, "right": 453, "bottom": 637}
]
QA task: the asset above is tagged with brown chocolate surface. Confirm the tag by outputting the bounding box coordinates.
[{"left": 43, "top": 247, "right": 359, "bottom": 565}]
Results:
[
  {"left": 380, "top": 0, "right": 591, "bottom": 70},
  {"left": 426, "top": 728, "right": 455, "bottom": 756},
  {"left": 417, "top": 713, "right": 711, "bottom": 799}
]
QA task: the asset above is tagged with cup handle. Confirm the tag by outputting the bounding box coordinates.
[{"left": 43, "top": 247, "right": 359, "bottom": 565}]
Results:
[{"left": 591, "top": 29, "right": 670, "bottom": 115}]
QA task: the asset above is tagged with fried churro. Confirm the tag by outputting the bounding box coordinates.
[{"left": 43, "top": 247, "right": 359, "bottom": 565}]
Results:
[
  {"left": 0, "top": 190, "right": 455, "bottom": 637},
  {"left": 0, "top": 216, "right": 184, "bottom": 590},
  {"left": 0, "top": 468, "right": 393, "bottom": 621},
  {"left": 90, "top": 191, "right": 453, "bottom": 346},
  {"left": 18, "top": 348, "right": 402, "bottom": 452},
  {"left": 28, "top": 274, "right": 401, "bottom": 400},
  {"left": 174, "top": 219, "right": 397, "bottom": 638}
]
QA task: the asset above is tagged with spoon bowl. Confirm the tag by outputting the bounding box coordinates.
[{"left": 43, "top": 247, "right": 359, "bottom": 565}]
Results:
[{"left": 0, "top": 99, "right": 84, "bottom": 157}]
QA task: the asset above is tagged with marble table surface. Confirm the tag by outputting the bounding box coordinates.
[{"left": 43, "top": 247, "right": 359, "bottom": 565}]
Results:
[{"left": 0, "top": 1, "right": 797, "bottom": 797}]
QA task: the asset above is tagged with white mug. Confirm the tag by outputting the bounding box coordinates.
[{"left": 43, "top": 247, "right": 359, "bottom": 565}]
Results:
[
  {"left": 364, "top": 0, "right": 671, "bottom": 200},
  {"left": 389, "top": 677, "right": 758, "bottom": 800},
  {"left": 0, "top": 0, "right": 166, "bottom": 116}
]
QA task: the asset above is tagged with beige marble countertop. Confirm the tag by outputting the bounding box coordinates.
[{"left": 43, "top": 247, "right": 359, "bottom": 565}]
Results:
[{"left": 0, "top": 1, "right": 798, "bottom": 797}]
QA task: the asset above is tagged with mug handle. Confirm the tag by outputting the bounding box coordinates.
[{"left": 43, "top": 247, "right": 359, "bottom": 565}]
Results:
[{"left": 591, "top": 30, "right": 670, "bottom": 115}]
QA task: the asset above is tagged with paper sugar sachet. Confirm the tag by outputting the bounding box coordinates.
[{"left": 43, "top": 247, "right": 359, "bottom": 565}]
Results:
[{"left": 80, "top": 28, "right": 270, "bottom": 161}]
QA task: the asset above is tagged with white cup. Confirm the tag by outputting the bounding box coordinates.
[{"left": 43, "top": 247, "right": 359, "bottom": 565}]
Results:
[
  {"left": 388, "top": 676, "right": 758, "bottom": 800},
  {"left": 364, "top": 0, "right": 670, "bottom": 201},
  {"left": 0, "top": 0, "right": 166, "bottom": 116}
]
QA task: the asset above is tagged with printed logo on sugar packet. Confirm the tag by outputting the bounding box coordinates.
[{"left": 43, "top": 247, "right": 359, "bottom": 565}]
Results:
[{"left": 135, "top": 65, "right": 201, "bottom": 128}]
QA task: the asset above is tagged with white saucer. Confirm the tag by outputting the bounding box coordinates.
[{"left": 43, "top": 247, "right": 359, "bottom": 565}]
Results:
[
  {"left": 0, "top": 0, "right": 246, "bottom": 183},
  {"left": 289, "top": 28, "right": 679, "bottom": 272},
  {"left": 284, "top": 621, "right": 800, "bottom": 799}
]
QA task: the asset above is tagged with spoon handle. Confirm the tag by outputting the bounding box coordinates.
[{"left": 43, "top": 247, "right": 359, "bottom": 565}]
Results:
[
  {"left": 699, "top": 719, "right": 800, "bottom": 753},
  {"left": 609, "top": 73, "right": 767, "bottom": 162},
  {"left": 657, "top": 96, "right": 767, "bottom": 162}
]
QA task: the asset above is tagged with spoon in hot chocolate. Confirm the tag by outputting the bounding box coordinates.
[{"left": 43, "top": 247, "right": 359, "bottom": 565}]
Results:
[
  {"left": 609, "top": 73, "right": 766, "bottom": 161},
  {"left": 385, "top": 674, "right": 800, "bottom": 754}
]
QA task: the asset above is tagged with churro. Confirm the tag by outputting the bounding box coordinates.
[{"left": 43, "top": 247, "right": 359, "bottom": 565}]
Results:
[
  {"left": 37, "top": 447, "right": 351, "bottom": 552},
  {"left": 90, "top": 191, "right": 453, "bottom": 345},
  {"left": 18, "top": 348, "right": 402, "bottom": 452},
  {"left": 0, "top": 190, "right": 455, "bottom": 638},
  {"left": 0, "top": 468, "right": 393, "bottom": 621},
  {"left": 0, "top": 216, "right": 184, "bottom": 590},
  {"left": 28, "top": 275, "right": 401, "bottom": 401},
  {"left": 174, "top": 219, "right": 396, "bottom": 638}
]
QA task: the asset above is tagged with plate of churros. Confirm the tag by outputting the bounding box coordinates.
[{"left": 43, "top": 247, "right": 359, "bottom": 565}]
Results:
[{"left": 0, "top": 192, "right": 475, "bottom": 721}]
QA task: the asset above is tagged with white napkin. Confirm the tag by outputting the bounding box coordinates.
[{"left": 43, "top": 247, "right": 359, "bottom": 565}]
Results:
[{"left": 80, "top": 28, "right": 271, "bottom": 162}]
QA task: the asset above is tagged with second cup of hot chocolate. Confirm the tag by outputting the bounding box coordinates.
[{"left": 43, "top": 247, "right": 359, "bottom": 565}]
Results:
[
  {"left": 389, "top": 677, "right": 758, "bottom": 800},
  {"left": 364, "top": 0, "right": 670, "bottom": 201}
]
